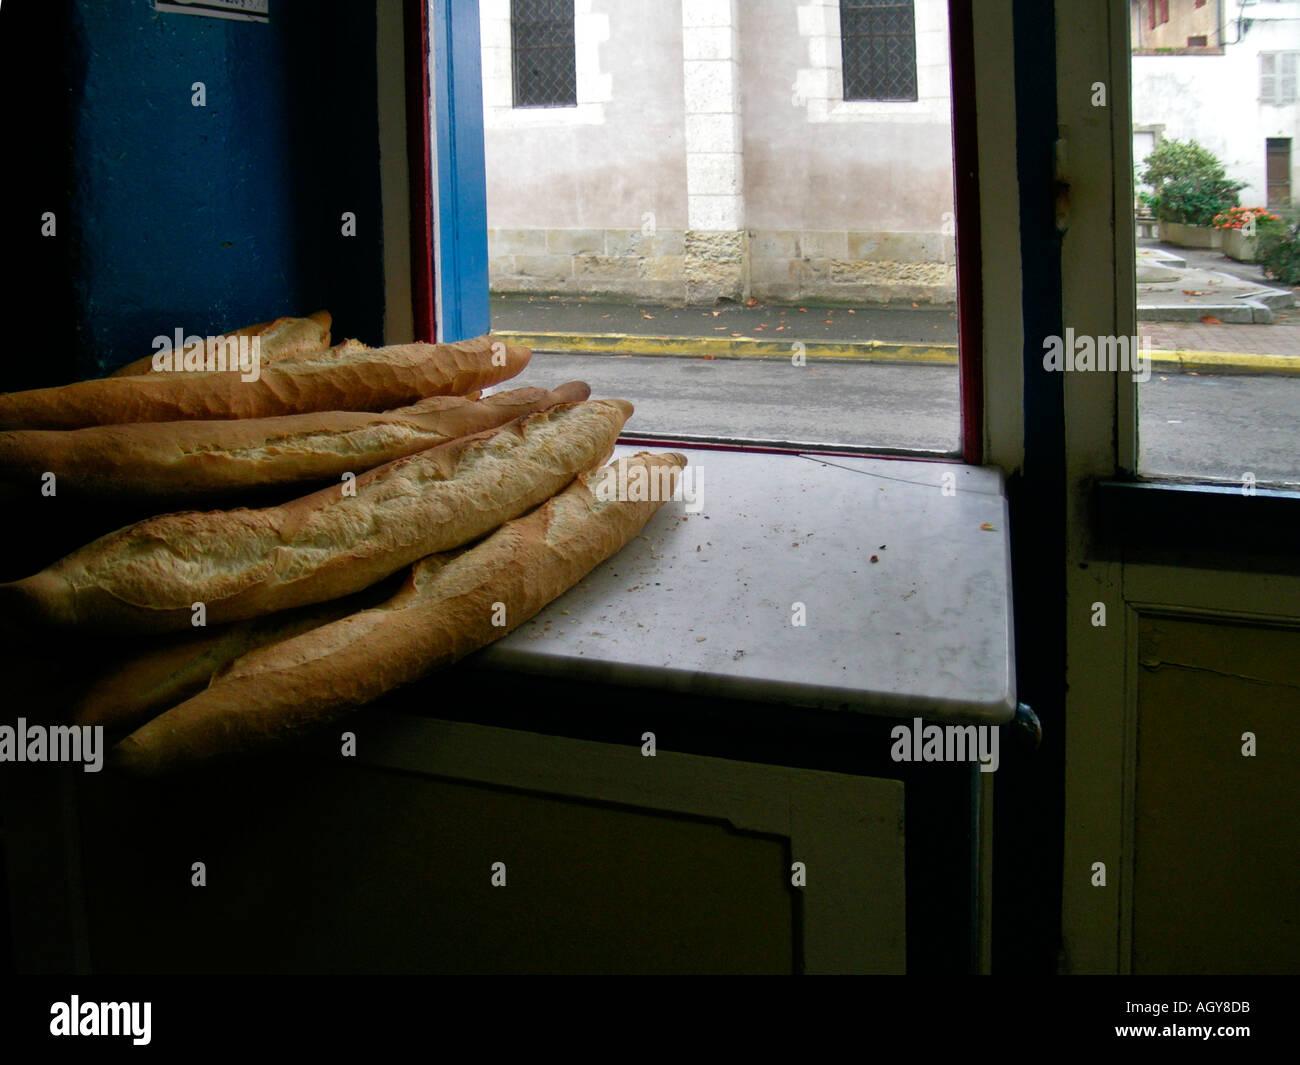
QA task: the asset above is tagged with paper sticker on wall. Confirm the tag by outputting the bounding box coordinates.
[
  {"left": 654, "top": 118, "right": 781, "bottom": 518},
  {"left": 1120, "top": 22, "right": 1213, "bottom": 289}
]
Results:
[{"left": 155, "top": 0, "right": 269, "bottom": 23}]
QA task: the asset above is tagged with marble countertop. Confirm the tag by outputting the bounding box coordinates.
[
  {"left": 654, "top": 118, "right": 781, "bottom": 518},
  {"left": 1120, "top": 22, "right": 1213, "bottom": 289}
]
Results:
[{"left": 469, "top": 445, "right": 1016, "bottom": 725}]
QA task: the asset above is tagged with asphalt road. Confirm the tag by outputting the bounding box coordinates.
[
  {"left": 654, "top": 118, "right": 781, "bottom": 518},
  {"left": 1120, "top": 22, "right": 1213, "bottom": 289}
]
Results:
[
  {"left": 497, "top": 350, "right": 1300, "bottom": 486},
  {"left": 501, "top": 350, "right": 962, "bottom": 452}
]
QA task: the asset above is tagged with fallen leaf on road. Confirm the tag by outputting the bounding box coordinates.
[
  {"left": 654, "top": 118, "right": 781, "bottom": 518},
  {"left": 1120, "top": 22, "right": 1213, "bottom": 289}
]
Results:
[
  {"left": 711, "top": 310, "right": 721, "bottom": 316},
  {"left": 980, "top": 523, "right": 996, "bottom": 532},
  {"left": 1182, "top": 290, "right": 1208, "bottom": 296},
  {"left": 848, "top": 309, "right": 855, "bottom": 314},
  {"left": 798, "top": 307, "right": 807, "bottom": 312},
  {"left": 911, "top": 302, "right": 919, "bottom": 308},
  {"left": 746, "top": 298, "right": 758, "bottom": 307},
  {"left": 1200, "top": 316, "right": 1222, "bottom": 324},
  {"left": 642, "top": 314, "right": 655, "bottom": 319}
]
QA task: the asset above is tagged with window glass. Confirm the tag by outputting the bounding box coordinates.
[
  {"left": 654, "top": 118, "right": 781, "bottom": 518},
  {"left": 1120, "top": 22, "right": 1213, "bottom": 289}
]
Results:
[
  {"left": 1130, "top": 5, "right": 1300, "bottom": 488},
  {"left": 511, "top": 0, "right": 577, "bottom": 108},
  {"left": 480, "top": 0, "right": 962, "bottom": 454}
]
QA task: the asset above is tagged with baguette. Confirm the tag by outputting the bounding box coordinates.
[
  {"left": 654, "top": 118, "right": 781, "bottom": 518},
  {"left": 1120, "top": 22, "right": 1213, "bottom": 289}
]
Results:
[
  {"left": 71, "top": 572, "right": 407, "bottom": 732},
  {"left": 108, "top": 311, "right": 332, "bottom": 377},
  {"left": 0, "top": 381, "right": 591, "bottom": 502},
  {"left": 112, "top": 451, "right": 686, "bottom": 774},
  {"left": 0, "top": 336, "right": 531, "bottom": 430},
  {"left": 1, "top": 399, "right": 633, "bottom": 632}
]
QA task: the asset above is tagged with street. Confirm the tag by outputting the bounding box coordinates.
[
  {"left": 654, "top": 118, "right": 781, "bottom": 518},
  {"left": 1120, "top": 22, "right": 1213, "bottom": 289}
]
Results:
[{"left": 501, "top": 351, "right": 1300, "bottom": 487}]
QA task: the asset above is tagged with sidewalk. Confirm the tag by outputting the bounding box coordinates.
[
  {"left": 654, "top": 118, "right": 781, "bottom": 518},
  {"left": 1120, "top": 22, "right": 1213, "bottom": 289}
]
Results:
[{"left": 491, "top": 290, "right": 1300, "bottom": 373}]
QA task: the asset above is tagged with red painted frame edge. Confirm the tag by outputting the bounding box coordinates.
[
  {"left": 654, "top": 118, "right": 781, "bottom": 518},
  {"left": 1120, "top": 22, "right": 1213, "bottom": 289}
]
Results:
[
  {"left": 949, "top": 0, "right": 986, "bottom": 465},
  {"left": 405, "top": 0, "right": 437, "bottom": 343}
]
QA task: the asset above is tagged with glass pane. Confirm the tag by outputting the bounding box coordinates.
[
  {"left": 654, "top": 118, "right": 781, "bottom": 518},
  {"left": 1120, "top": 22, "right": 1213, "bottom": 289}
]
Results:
[
  {"left": 1130, "top": 10, "right": 1300, "bottom": 488},
  {"left": 480, "top": 0, "right": 960, "bottom": 453}
]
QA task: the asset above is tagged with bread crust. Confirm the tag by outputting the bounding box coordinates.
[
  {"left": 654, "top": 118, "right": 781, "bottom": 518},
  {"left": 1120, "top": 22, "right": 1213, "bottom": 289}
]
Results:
[
  {"left": 71, "top": 573, "right": 405, "bottom": 732},
  {"left": 112, "top": 452, "right": 685, "bottom": 773},
  {"left": 0, "top": 336, "right": 531, "bottom": 430},
  {"left": 1, "top": 399, "right": 633, "bottom": 632},
  {"left": 0, "top": 381, "right": 590, "bottom": 501},
  {"left": 108, "top": 312, "right": 332, "bottom": 378}
]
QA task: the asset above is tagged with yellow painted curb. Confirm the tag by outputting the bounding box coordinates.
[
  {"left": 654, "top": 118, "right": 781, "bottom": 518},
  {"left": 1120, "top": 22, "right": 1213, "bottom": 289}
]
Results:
[
  {"left": 496, "top": 332, "right": 1300, "bottom": 374},
  {"left": 495, "top": 330, "right": 958, "bottom": 364},
  {"left": 1148, "top": 349, "right": 1300, "bottom": 375}
]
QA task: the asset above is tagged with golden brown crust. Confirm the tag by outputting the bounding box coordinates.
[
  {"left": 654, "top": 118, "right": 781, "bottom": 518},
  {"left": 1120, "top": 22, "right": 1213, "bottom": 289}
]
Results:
[
  {"left": 71, "top": 573, "right": 404, "bottom": 732},
  {"left": 112, "top": 452, "right": 686, "bottom": 774},
  {"left": 0, "top": 381, "right": 591, "bottom": 501},
  {"left": 108, "top": 312, "right": 332, "bottom": 378},
  {"left": 0, "top": 399, "right": 632, "bottom": 632},
  {"left": 0, "top": 336, "right": 531, "bottom": 430}
]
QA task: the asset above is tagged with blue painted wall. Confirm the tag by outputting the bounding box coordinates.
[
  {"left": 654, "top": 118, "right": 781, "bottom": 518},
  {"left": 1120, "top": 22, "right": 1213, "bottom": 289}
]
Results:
[{"left": 5, "top": 0, "right": 385, "bottom": 383}]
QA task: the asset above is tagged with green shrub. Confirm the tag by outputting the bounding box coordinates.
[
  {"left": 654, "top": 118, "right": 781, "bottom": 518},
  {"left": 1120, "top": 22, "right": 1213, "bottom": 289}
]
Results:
[
  {"left": 1139, "top": 139, "right": 1246, "bottom": 226},
  {"left": 1257, "top": 221, "right": 1300, "bottom": 285}
]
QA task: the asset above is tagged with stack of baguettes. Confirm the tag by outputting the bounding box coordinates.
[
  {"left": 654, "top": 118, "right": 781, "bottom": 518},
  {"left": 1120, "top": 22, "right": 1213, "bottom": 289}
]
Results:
[{"left": 0, "top": 312, "right": 685, "bottom": 774}]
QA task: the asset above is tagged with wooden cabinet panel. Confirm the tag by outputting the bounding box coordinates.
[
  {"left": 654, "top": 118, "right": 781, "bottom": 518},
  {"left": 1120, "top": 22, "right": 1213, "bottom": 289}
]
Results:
[
  {"left": 1133, "top": 616, "right": 1300, "bottom": 974},
  {"left": 68, "top": 716, "right": 905, "bottom": 974}
]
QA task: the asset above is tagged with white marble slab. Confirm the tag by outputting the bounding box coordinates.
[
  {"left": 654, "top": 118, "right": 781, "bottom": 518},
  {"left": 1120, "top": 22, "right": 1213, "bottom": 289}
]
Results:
[{"left": 469, "top": 446, "right": 1016, "bottom": 724}]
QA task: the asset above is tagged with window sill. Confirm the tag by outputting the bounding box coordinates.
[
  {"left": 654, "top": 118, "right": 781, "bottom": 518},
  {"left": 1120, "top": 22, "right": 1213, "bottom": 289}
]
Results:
[
  {"left": 1095, "top": 479, "right": 1300, "bottom": 563},
  {"left": 468, "top": 446, "right": 1017, "bottom": 725}
]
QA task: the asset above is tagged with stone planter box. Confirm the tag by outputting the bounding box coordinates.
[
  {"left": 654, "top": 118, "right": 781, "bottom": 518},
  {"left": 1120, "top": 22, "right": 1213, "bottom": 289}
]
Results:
[
  {"left": 1221, "top": 228, "right": 1257, "bottom": 263},
  {"left": 1157, "top": 221, "right": 1223, "bottom": 250}
]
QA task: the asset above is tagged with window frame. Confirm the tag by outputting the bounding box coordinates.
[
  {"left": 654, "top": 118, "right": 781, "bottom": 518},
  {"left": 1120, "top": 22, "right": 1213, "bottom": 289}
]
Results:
[
  {"left": 839, "top": 0, "right": 922, "bottom": 103},
  {"left": 509, "top": 0, "right": 578, "bottom": 110},
  {"left": 422, "top": 0, "right": 990, "bottom": 466},
  {"left": 1260, "top": 51, "right": 1298, "bottom": 105},
  {"left": 1094, "top": 8, "right": 1300, "bottom": 560}
]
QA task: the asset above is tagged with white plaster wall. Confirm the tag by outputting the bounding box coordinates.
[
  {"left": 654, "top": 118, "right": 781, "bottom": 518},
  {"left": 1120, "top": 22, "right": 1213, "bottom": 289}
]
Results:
[
  {"left": 481, "top": 0, "right": 955, "bottom": 236},
  {"left": 1132, "top": 18, "right": 1300, "bottom": 205},
  {"left": 480, "top": 0, "right": 688, "bottom": 230},
  {"left": 739, "top": 0, "right": 955, "bottom": 232}
]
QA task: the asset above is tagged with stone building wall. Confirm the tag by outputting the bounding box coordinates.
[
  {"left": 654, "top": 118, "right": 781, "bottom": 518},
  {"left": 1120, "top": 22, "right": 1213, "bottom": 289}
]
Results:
[{"left": 482, "top": 0, "right": 956, "bottom": 306}]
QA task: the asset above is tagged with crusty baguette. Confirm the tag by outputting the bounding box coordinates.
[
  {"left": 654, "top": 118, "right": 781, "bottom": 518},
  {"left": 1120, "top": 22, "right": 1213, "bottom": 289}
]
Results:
[
  {"left": 0, "top": 381, "right": 591, "bottom": 502},
  {"left": 0, "top": 336, "right": 531, "bottom": 430},
  {"left": 71, "top": 572, "right": 407, "bottom": 732},
  {"left": 112, "top": 451, "right": 686, "bottom": 774},
  {"left": 108, "top": 311, "right": 332, "bottom": 378},
  {"left": 1, "top": 399, "right": 632, "bottom": 632}
]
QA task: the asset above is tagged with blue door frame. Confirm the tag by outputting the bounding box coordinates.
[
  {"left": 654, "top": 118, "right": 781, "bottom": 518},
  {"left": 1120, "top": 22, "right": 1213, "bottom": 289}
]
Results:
[{"left": 429, "top": 0, "right": 491, "bottom": 342}]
